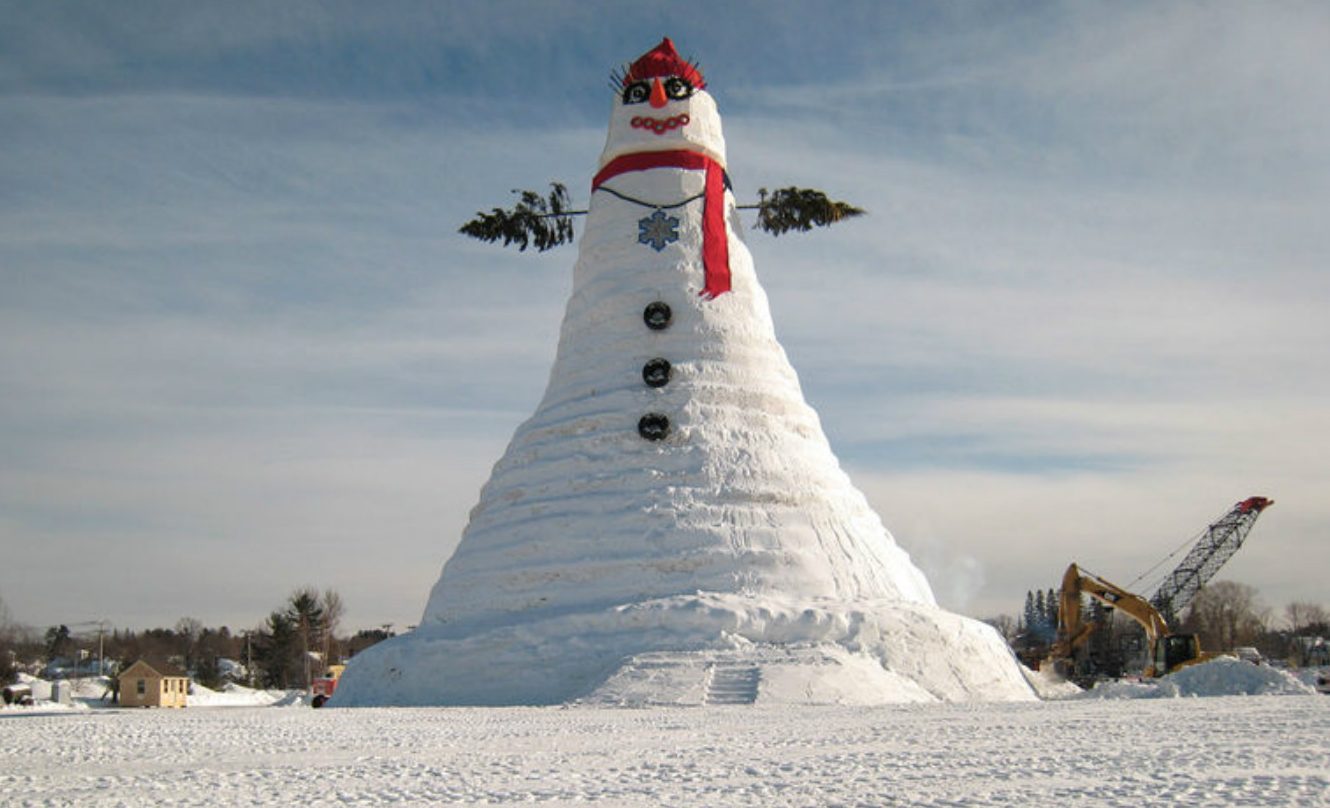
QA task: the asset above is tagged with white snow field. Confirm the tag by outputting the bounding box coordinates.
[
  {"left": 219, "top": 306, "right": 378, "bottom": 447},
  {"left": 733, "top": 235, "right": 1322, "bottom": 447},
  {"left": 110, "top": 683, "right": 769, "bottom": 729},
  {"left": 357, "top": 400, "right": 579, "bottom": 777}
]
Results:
[{"left": 3, "top": 694, "right": 1327, "bottom": 806}]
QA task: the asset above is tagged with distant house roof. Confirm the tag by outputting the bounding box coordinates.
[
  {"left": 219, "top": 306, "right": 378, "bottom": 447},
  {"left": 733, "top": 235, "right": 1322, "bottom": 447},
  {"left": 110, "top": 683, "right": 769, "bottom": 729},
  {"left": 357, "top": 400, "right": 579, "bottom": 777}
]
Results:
[{"left": 119, "top": 658, "right": 188, "bottom": 679}]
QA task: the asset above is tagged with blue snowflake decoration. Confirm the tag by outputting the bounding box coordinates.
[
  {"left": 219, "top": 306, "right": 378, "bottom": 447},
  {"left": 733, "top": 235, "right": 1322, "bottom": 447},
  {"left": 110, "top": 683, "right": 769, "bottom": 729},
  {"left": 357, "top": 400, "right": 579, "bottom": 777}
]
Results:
[{"left": 638, "top": 210, "right": 680, "bottom": 252}]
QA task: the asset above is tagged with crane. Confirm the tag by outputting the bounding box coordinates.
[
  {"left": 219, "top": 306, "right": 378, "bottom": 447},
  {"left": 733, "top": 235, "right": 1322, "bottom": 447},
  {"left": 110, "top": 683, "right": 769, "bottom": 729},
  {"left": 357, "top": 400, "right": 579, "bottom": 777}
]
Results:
[{"left": 1148, "top": 496, "right": 1273, "bottom": 623}]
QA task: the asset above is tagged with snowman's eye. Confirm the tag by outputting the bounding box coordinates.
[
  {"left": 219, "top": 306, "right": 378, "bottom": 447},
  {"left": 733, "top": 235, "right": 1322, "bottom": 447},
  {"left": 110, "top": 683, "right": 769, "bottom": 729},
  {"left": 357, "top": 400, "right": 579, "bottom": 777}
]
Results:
[
  {"left": 664, "top": 77, "right": 693, "bottom": 100},
  {"left": 622, "top": 81, "right": 650, "bottom": 105}
]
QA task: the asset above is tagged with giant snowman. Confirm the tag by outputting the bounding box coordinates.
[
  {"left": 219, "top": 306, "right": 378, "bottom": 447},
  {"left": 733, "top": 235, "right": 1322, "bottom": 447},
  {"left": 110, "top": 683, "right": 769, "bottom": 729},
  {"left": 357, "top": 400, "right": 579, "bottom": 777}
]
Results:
[{"left": 334, "top": 39, "right": 1034, "bottom": 706}]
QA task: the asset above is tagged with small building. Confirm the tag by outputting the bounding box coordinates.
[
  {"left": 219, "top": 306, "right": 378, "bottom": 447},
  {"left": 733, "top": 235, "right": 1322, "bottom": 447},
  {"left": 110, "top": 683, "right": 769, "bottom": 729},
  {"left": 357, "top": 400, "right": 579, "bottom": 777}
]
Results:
[{"left": 118, "top": 659, "right": 189, "bottom": 708}]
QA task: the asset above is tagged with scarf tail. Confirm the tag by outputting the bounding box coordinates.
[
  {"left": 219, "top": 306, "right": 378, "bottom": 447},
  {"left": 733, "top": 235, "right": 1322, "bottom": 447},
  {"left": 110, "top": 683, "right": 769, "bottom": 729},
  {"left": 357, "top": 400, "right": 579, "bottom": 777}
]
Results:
[{"left": 699, "top": 160, "right": 731, "bottom": 299}]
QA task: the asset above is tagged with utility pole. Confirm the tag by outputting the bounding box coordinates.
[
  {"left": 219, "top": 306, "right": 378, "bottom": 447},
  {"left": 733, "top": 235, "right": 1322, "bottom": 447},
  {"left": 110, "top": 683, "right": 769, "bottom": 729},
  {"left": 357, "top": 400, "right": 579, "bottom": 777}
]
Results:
[{"left": 68, "top": 619, "right": 109, "bottom": 678}]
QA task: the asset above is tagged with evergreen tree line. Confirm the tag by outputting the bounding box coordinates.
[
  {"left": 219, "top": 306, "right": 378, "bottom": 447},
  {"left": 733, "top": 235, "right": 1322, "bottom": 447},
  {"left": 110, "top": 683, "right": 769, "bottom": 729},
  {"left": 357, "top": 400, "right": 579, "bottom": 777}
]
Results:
[
  {"left": 0, "top": 589, "right": 396, "bottom": 690},
  {"left": 1021, "top": 588, "right": 1061, "bottom": 645}
]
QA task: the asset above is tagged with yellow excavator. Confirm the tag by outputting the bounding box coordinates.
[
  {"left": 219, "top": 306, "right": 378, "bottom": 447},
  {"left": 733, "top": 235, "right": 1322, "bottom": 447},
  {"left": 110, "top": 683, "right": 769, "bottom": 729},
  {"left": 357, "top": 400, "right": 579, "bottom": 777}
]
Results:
[
  {"left": 1044, "top": 563, "right": 1212, "bottom": 679},
  {"left": 1044, "top": 496, "right": 1273, "bottom": 680}
]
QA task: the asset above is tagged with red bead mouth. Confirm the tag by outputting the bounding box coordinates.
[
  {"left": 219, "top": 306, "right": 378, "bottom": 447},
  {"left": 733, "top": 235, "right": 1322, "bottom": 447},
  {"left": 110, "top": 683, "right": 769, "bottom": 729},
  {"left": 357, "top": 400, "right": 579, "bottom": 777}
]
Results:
[{"left": 630, "top": 113, "right": 690, "bottom": 136}]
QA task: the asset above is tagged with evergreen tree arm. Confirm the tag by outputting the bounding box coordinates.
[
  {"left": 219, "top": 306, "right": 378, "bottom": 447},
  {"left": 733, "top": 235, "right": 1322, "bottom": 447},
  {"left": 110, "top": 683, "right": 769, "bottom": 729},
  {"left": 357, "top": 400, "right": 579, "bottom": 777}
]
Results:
[
  {"left": 459, "top": 183, "right": 864, "bottom": 251},
  {"left": 459, "top": 183, "right": 579, "bottom": 252},
  {"left": 744, "top": 187, "right": 865, "bottom": 237}
]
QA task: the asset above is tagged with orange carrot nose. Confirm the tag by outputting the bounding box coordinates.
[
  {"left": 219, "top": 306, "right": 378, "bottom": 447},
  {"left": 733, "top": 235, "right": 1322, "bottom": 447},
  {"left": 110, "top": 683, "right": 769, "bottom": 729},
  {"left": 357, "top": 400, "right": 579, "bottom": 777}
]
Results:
[{"left": 649, "top": 78, "right": 668, "bottom": 108}]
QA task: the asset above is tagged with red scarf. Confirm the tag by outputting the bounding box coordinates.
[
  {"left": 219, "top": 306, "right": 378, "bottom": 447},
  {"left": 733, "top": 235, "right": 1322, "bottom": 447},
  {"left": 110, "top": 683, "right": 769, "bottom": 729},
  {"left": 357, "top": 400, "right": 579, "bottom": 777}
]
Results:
[{"left": 592, "top": 150, "right": 731, "bottom": 299}]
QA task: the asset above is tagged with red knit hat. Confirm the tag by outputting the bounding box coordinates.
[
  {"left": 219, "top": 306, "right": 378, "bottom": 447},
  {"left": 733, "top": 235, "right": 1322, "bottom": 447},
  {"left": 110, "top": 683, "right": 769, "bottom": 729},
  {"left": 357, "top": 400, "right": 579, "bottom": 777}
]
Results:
[{"left": 622, "top": 38, "right": 705, "bottom": 89}]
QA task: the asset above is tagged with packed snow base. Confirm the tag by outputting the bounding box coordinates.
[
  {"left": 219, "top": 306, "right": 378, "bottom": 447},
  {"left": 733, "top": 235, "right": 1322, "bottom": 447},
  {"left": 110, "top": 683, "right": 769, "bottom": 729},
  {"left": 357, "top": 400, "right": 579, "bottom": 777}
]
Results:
[
  {"left": 5, "top": 695, "right": 1327, "bottom": 806},
  {"left": 336, "top": 593, "right": 1031, "bottom": 706},
  {"left": 337, "top": 39, "right": 1028, "bottom": 706}
]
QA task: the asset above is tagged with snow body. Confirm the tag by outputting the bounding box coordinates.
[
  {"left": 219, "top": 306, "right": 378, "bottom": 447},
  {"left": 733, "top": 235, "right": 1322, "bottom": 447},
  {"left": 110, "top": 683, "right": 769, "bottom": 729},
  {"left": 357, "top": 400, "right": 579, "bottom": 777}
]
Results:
[{"left": 334, "top": 41, "right": 1032, "bottom": 706}]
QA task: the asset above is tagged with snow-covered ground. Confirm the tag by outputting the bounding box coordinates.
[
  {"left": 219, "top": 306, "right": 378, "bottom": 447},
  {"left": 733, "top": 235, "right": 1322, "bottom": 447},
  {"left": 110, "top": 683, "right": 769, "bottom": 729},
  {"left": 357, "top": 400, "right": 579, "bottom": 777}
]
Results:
[
  {"left": 4, "top": 660, "right": 1325, "bottom": 805},
  {"left": 2, "top": 691, "right": 1325, "bottom": 805}
]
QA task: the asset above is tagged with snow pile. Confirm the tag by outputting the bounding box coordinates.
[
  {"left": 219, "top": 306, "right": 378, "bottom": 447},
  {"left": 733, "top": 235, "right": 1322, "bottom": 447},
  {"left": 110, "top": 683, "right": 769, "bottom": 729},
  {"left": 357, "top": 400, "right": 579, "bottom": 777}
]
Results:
[
  {"left": 1021, "top": 665, "right": 1084, "bottom": 700},
  {"left": 336, "top": 39, "right": 1030, "bottom": 707},
  {"left": 187, "top": 683, "right": 306, "bottom": 707},
  {"left": 1292, "top": 666, "right": 1330, "bottom": 691},
  {"left": 1078, "top": 657, "right": 1316, "bottom": 699}
]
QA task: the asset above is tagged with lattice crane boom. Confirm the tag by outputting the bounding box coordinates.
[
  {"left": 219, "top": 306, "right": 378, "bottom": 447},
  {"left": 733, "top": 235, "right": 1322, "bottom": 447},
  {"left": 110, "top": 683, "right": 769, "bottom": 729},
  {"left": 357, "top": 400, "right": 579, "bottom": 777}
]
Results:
[{"left": 1149, "top": 496, "right": 1273, "bottom": 621}]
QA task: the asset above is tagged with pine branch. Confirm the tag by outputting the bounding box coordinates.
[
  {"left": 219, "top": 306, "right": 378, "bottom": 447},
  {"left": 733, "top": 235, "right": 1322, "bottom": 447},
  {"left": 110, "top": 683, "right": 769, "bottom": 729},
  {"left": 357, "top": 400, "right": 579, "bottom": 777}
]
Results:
[
  {"left": 459, "top": 183, "right": 577, "bottom": 252},
  {"left": 745, "top": 187, "right": 865, "bottom": 237}
]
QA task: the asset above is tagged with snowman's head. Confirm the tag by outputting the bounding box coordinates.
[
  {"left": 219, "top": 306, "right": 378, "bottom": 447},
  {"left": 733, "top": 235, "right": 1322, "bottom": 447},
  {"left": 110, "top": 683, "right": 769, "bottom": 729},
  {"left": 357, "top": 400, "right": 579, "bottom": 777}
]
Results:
[{"left": 599, "top": 38, "right": 727, "bottom": 169}]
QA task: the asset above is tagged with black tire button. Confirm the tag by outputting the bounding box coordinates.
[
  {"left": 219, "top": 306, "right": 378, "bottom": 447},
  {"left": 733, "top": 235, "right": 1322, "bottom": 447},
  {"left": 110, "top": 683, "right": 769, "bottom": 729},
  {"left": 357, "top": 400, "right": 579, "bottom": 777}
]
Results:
[
  {"left": 643, "top": 301, "right": 672, "bottom": 331},
  {"left": 638, "top": 413, "right": 670, "bottom": 441},
  {"left": 642, "top": 358, "right": 672, "bottom": 388}
]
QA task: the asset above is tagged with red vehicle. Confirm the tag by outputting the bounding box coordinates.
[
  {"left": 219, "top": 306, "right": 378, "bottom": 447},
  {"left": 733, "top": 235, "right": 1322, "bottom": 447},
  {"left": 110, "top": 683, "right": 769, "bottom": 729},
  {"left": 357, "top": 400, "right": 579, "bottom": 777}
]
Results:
[{"left": 310, "top": 664, "right": 345, "bottom": 708}]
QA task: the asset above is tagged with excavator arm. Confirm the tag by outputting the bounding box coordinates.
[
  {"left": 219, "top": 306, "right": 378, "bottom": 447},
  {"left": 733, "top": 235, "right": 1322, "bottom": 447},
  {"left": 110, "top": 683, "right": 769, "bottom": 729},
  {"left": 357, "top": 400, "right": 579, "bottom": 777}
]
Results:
[{"left": 1047, "top": 563, "right": 1176, "bottom": 677}]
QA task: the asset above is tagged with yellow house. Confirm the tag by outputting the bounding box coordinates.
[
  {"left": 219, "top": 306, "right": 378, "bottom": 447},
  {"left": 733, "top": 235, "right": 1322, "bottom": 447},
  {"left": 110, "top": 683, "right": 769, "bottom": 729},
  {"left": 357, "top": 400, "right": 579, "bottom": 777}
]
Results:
[{"left": 118, "top": 659, "right": 189, "bottom": 708}]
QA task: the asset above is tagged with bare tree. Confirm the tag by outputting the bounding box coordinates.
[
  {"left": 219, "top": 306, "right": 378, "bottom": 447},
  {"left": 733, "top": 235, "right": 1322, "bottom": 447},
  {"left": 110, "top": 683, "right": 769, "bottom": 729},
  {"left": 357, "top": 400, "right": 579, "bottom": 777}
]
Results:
[
  {"left": 1285, "top": 601, "right": 1329, "bottom": 634},
  {"left": 985, "top": 614, "right": 1019, "bottom": 643},
  {"left": 320, "top": 589, "right": 345, "bottom": 665},
  {"left": 1183, "top": 581, "right": 1267, "bottom": 651},
  {"left": 175, "top": 617, "right": 204, "bottom": 671}
]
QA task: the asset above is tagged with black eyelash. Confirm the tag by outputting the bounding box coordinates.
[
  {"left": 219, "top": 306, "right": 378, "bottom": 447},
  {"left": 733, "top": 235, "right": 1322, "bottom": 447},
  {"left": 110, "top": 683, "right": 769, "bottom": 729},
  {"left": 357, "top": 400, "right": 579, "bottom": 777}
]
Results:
[{"left": 609, "top": 65, "right": 630, "bottom": 95}]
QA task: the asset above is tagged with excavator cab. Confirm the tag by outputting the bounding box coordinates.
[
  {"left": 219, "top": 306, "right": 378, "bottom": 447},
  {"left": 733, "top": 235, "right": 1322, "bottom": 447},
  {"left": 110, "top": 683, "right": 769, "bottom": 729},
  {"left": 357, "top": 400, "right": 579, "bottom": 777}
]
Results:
[{"left": 1154, "top": 633, "right": 1201, "bottom": 676}]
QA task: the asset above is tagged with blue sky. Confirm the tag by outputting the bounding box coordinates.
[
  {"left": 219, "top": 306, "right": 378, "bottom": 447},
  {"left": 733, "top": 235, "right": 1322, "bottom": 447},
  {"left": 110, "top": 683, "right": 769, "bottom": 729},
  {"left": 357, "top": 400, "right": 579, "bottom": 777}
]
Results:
[{"left": 3, "top": 1, "right": 1327, "bottom": 632}]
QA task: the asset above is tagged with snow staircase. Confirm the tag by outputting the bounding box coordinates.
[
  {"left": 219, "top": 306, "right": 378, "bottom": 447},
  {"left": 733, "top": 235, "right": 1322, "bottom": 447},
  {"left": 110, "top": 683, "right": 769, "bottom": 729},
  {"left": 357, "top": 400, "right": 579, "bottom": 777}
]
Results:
[
  {"left": 704, "top": 663, "right": 761, "bottom": 705},
  {"left": 582, "top": 646, "right": 875, "bottom": 706}
]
